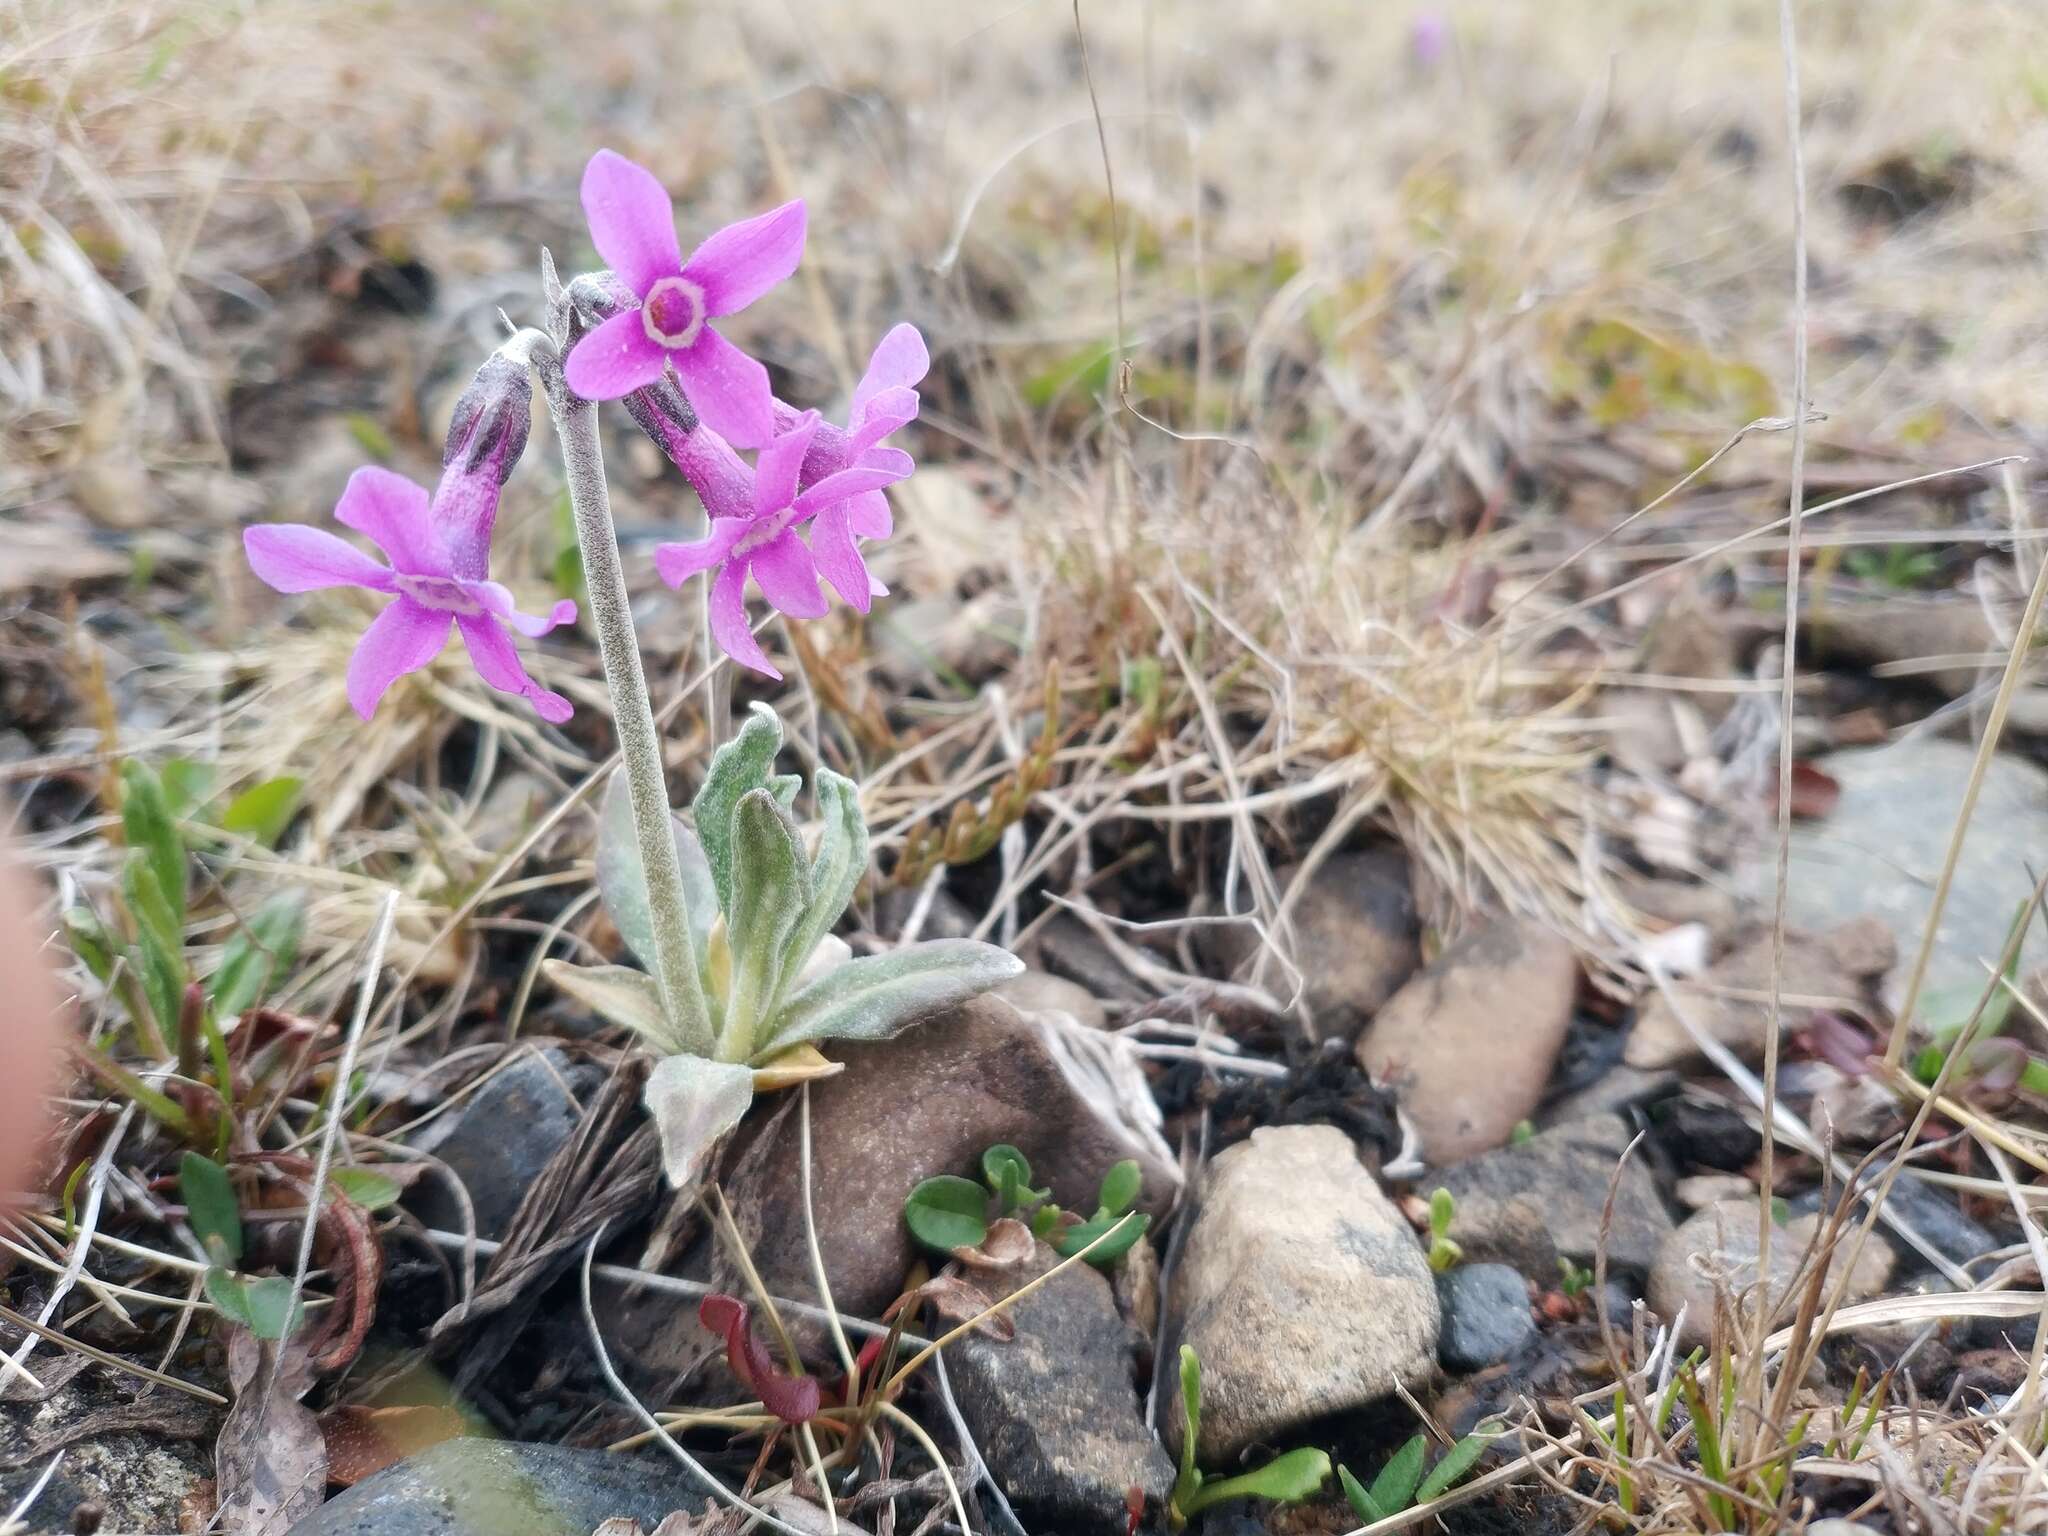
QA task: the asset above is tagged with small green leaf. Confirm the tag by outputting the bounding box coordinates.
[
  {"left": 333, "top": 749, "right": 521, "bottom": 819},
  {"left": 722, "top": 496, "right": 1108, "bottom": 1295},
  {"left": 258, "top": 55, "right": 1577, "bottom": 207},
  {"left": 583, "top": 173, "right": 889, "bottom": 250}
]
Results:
[
  {"left": 1339, "top": 1465, "right": 1384, "bottom": 1523},
  {"left": 642, "top": 1054, "right": 754, "bottom": 1190},
  {"left": 220, "top": 776, "right": 304, "bottom": 848},
  {"left": 328, "top": 1167, "right": 403, "bottom": 1211},
  {"left": 1053, "top": 1210, "right": 1149, "bottom": 1266},
  {"left": 542, "top": 959, "right": 681, "bottom": 1054},
  {"left": 903, "top": 1175, "right": 990, "bottom": 1255},
  {"left": 1097, "top": 1159, "right": 1142, "bottom": 1218},
  {"left": 693, "top": 704, "right": 786, "bottom": 919},
  {"left": 209, "top": 892, "right": 304, "bottom": 1017},
  {"left": 1177, "top": 1347, "right": 1202, "bottom": 1492},
  {"left": 1370, "top": 1434, "right": 1427, "bottom": 1514},
  {"left": 123, "top": 852, "right": 187, "bottom": 1036},
  {"left": 594, "top": 769, "right": 716, "bottom": 1004},
  {"left": 982, "top": 1144, "right": 1032, "bottom": 1212},
  {"left": 121, "top": 759, "right": 184, "bottom": 926},
  {"left": 1429, "top": 1186, "right": 1455, "bottom": 1241},
  {"left": 204, "top": 1266, "right": 253, "bottom": 1327},
  {"left": 757, "top": 939, "right": 1025, "bottom": 1058},
  {"left": 1414, "top": 1425, "right": 1500, "bottom": 1503},
  {"left": 180, "top": 1152, "right": 241, "bottom": 1268},
  {"left": 238, "top": 1275, "right": 305, "bottom": 1341},
  {"left": 1029, "top": 1203, "right": 1060, "bottom": 1238},
  {"left": 159, "top": 759, "right": 215, "bottom": 817},
  {"left": 64, "top": 905, "right": 116, "bottom": 983},
  {"left": 1182, "top": 1448, "right": 1330, "bottom": 1516},
  {"left": 779, "top": 768, "right": 868, "bottom": 990}
]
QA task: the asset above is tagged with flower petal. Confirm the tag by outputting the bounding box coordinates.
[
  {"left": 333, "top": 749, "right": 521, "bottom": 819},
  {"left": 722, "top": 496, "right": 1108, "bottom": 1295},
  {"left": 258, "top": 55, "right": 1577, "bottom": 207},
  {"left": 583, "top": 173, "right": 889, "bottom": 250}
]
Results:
[
  {"left": 244, "top": 524, "right": 394, "bottom": 594},
  {"left": 456, "top": 613, "right": 574, "bottom": 723},
  {"left": 565, "top": 309, "right": 671, "bottom": 401},
  {"left": 334, "top": 466, "right": 443, "bottom": 575},
  {"left": 470, "top": 581, "right": 578, "bottom": 637},
  {"left": 848, "top": 385, "right": 920, "bottom": 457},
  {"left": 345, "top": 599, "right": 450, "bottom": 721},
  {"left": 670, "top": 327, "right": 776, "bottom": 449},
  {"left": 580, "top": 149, "right": 683, "bottom": 296},
  {"left": 682, "top": 200, "right": 806, "bottom": 317},
  {"left": 653, "top": 517, "right": 748, "bottom": 587},
  {"left": 852, "top": 323, "right": 930, "bottom": 416},
  {"left": 748, "top": 531, "right": 828, "bottom": 620},
  {"left": 710, "top": 558, "right": 778, "bottom": 678},
  {"left": 807, "top": 504, "right": 872, "bottom": 613},
  {"left": 845, "top": 488, "right": 893, "bottom": 540},
  {"left": 755, "top": 411, "right": 821, "bottom": 517},
  {"left": 791, "top": 458, "right": 912, "bottom": 520}
]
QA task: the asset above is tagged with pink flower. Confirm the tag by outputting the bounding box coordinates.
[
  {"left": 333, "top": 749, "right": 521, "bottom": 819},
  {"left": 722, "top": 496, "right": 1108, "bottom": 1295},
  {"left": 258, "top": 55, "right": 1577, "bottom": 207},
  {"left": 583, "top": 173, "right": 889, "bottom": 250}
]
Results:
[
  {"left": 565, "top": 149, "right": 804, "bottom": 448},
  {"left": 244, "top": 457, "right": 577, "bottom": 723},
  {"left": 653, "top": 412, "right": 910, "bottom": 679},
  {"left": 771, "top": 323, "right": 930, "bottom": 612}
]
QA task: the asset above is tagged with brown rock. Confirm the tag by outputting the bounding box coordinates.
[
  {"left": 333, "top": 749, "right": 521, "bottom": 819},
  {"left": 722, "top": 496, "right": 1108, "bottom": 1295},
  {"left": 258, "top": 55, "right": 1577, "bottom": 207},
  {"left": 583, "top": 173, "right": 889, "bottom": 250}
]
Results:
[
  {"left": 994, "top": 969, "right": 1108, "bottom": 1029},
  {"left": 1625, "top": 917, "right": 1894, "bottom": 1070},
  {"left": 717, "top": 996, "right": 1179, "bottom": 1324},
  {"left": 1356, "top": 918, "right": 1579, "bottom": 1163}
]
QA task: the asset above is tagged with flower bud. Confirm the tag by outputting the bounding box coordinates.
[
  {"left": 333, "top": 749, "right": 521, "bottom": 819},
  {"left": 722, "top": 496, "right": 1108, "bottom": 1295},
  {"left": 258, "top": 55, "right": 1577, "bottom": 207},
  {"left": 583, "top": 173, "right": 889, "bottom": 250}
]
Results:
[{"left": 443, "top": 351, "right": 533, "bottom": 488}]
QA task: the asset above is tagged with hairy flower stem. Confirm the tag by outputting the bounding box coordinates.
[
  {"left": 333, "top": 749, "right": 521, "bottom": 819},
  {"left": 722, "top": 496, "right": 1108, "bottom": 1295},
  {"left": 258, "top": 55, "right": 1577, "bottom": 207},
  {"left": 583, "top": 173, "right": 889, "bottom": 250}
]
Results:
[{"left": 517, "top": 323, "right": 713, "bottom": 1048}]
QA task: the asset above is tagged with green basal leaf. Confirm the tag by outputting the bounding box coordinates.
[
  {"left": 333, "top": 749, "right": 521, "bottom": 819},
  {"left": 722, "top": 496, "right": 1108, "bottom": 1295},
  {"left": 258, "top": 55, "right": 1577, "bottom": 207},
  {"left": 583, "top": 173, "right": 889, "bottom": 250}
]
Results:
[
  {"left": 1053, "top": 1210, "right": 1149, "bottom": 1265},
  {"left": 903, "top": 1174, "right": 990, "bottom": 1254},
  {"left": 209, "top": 892, "right": 304, "bottom": 1017},
  {"left": 723, "top": 790, "right": 812, "bottom": 1056},
  {"left": 1370, "top": 1434, "right": 1426, "bottom": 1514},
  {"left": 220, "top": 776, "right": 303, "bottom": 848},
  {"left": 1429, "top": 1186, "right": 1455, "bottom": 1241},
  {"left": 180, "top": 1151, "right": 242, "bottom": 1268},
  {"left": 594, "top": 769, "right": 717, "bottom": 976},
  {"left": 204, "top": 1266, "right": 251, "bottom": 1327},
  {"left": 779, "top": 768, "right": 867, "bottom": 987},
  {"left": 1182, "top": 1448, "right": 1330, "bottom": 1517},
  {"left": 63, "top": 905, "right": 116, "bottom": 983},
  {"left": 693, "top": 704, "right": 786, "bottom": 919},
  {"left": 1414, "top": 1424, "right": 1501, "bottom": 1503},
  {"left": 123, "top": 851, "right": 187, "bottom": 1036},
  {"left": 1177, "top": 1346, "right": 1202, "bottom": 1493},
  {"left": 756, "top": 939, "right": 1025, "bottom": 1058},
  {"left": 1030, "top": 1203, "right": 1059, "bottom": 1238},
  {"left": 1097, "top": 1158, "right": 1142, "bottom": 1219},
  {"left": 1339, "top": 1465, "right": 1384, "bottom": 1522},
  {"left": 238, "top": 1275, "right": 305, "bottom": 1341},
  {"left": 121, "top": 759, "right": 185, "bottom": 927},
  {"left": 643, "top": 1054, "right": 754, "bottom": 1189},
  {"left": 328, "top": 1167, "right": 403, "bottom": 1211},
  {"left": 982, "top": 1144, "right": 1044, "bottom": 1213},
  {"left": 542, "top": 960, "right": 684, "bottom": 1054}
]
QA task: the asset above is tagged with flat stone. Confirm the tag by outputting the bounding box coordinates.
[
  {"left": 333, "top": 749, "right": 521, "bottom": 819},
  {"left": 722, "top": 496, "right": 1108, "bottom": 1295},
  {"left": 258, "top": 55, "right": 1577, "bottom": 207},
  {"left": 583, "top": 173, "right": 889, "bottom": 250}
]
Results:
[
  {"left": 1435, "top": 1114, "right": 1675, "bottom": 1287},
  {"left": 287, "top": 1441, "right": 708, "bottom": 1536},
  {"left": 1170, "top": 1125, "right": 1438, "bottom": 1461},
  {"left": 1675, "top": 1174, "right": 1755, "bottom": 1209},
  {"left": 1202, "top": 849, "right": 1420, "bottom": 1037},
  {"left": 995, "top": 969, "right": 1109, "bottom": 1029},
  {"left": 405, "top": 1048, "right": 601, "bottom": 1239},
  {"left": 1733, "top": 737, "right": 2048, "bottom": 1012},
  {"left": 1649, "top": 1198, "right": 1895, "bottom": 1349},
  {"left": 1434, "top": 1263, "right": 1535, "bottom": 1372},
  {"left": 949, "top": 1242, "right": 1174, "bottom": 1534},
  {"left": 1357, "top": 917, "right": 1579, "bottom": 1162}
]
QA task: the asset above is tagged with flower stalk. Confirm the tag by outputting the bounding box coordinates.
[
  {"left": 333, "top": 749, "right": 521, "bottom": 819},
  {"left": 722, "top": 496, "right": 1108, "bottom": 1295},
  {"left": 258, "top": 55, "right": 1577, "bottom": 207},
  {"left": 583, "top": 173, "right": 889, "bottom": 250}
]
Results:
[{"left": 516, "top": 319, "right": 713, "bottom": 1049}]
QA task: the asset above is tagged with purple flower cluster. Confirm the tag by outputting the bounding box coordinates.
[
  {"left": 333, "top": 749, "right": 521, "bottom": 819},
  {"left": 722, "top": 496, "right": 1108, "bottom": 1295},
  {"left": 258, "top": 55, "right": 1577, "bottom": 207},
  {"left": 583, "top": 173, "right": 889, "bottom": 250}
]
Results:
[{"left": 244, "top": 149, "right": 926, "bottom": 715}]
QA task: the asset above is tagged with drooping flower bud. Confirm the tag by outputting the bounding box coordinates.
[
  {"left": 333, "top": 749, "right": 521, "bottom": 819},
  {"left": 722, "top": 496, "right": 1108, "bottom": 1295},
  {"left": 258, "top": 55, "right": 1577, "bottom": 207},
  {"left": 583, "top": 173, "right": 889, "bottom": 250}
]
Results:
[{"left": 443, "top": 350, "right": 534, "bottom": 488}]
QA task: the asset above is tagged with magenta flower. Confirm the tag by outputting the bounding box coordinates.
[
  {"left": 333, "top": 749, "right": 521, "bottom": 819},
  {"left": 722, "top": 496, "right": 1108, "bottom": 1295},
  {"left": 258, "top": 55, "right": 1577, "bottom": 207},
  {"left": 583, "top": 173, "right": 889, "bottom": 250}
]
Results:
[
  {"left": 565, "top": 149, "right": 804, "bottom": 448},
  {"left": 245, "top": 450, "right": 576, "bottom": 723},
  {"left": 771, "top": 323, "right": 930, "bottom": 612},
  {"left": 653, "top": 412, "right": 910, "bottom": 679}
]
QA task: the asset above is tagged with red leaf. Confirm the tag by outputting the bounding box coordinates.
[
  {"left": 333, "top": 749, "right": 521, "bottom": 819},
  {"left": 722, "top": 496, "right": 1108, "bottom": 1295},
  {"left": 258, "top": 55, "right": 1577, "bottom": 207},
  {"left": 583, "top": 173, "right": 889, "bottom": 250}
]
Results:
[
  {"left": 1768, "top": 761, "right": 1840, "bottom": 821},
  {"left": 697, "top": 1294, "right": 819, "bottom": 1425}
]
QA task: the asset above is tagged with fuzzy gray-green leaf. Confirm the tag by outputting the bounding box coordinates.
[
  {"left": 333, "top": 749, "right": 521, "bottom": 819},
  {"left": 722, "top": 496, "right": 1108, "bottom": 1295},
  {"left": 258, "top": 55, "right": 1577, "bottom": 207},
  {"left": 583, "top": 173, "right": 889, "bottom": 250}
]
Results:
[
  {"left": 542, "top": 958, "right": 696, "bottom": 1054},
  {"left": 643, "top": 1054, "right": 755, "bottom": 1189},
  {"left": 778, "top": 768, "right": 867, "bottom": 996},
  {"left": 692, "top": 705, "right": 785, "bottom": 919},
  {"left": 756, "top": 939, "right": 1023, "bottom": 1058},
  {"left": 723, "top": 789, "right": 812, "bottom": 1057},
  {"left": 595, "top": 770, "right": 717, "bottom": 972}
]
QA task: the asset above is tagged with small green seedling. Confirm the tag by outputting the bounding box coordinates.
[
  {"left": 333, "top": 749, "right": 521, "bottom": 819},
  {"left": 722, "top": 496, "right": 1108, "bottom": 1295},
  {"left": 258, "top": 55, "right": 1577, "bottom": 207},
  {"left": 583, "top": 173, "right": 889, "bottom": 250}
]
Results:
[
  {"left": 903, "top": 1143, "right": 1150, "bottom": 1267},
  {"left": 181, "top": 1152, "right": 303, "bottom": 1342},
  {"left": 1338, "top": 1420, "right": 1504, "bottom": 1523},
  {"left": 1426, "top": 1186, "right": 1462, "bottom": 1272},
  {"left": 1556, "top": 1256, "right": 1594, "bottom": 1299},
  {"left": 1169, "top": 1347, "right": 1329, "bottom": 1529}
]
